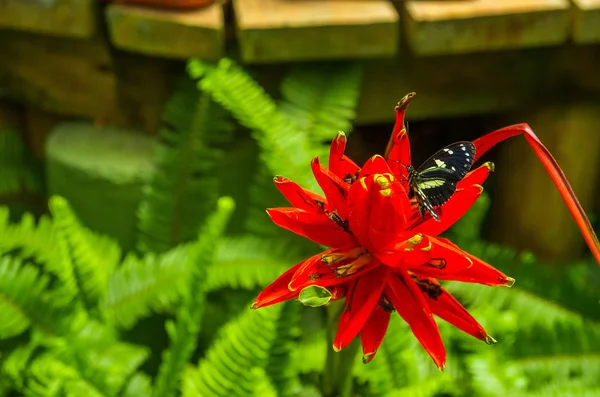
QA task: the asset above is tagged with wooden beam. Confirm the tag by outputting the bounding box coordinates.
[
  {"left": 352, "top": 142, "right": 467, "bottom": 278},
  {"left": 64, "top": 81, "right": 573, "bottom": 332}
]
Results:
[
  {"left": 0, "top": 0, "right": 96, "bottom": 38},
  {"left": 491, "top": 103, "right": 600, "bottom": 261},
  {"left": 572, "top": 0, "right": 600, "bottom": 43},
  {"left": 234, "top": 0, "right": 399, "bottom": 63},
  {"left": 403, "top": 0, "right": 572, "bottom": 56},
  {"left": 106, "top": 3, "right": 224, "bottom": 60},
  {"left": 0, "top": 32, "right": 119, "bottom": 122}
]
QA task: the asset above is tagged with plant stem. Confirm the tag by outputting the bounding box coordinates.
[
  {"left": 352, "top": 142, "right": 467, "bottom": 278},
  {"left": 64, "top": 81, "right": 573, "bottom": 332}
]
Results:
[{"left": 322, "top": 300, "right": 360, "bottom": 397}]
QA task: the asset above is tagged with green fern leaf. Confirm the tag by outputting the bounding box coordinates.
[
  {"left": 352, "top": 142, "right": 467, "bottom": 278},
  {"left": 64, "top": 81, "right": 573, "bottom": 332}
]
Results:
[
  {"left": 102, "top": 245, "right": 191, "bottom": 329},
  {"left": 181, "top": 304, "right": 282, "bottom": 397},
  {"left": 0, "top": 256, "right": 84, "bottom": 339},
  {"left": 266, "top": 302, "right": 302, "bottom": 397},
  {"left": 136, "top": 77, "right": 233, "bottom": 253},
  {"left": 153, "top": 197, "right": 235, "bottom": 397},
  {"left": 207, "top": 235, "right": 301, "bottom": 292},
  {"left": 121, "top": 373, "right": 153, "bottom": 397},
  {"left": 49, "top": 196, "right": 121, "bottom": 312},
  {"left": 279, "top": 62, "right": 363, "bottom": 144},
  {"left": 189, "top": 58, "right": 317, "bottom": 191}
]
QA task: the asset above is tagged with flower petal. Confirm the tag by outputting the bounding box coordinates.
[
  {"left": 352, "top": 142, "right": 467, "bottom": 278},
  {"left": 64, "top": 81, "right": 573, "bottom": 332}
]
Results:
[
  {"left": 312, "top": 157, "right": 350, "bottom": 218},
  {"left": 385, "top": 269, "right": 446, "bottom": 369},
  {"left": 376, "top": 233, "right": 431, "bottom": 268},
  {"left": 288, "top": 249, "right": 376, "bottom": 292},
  {"left": 412, "top": 276, "right": 494, "bottom": 344},
  {"left": 368, "top": 174, "right": 411, "bottom": 251},
  {"left": 457, "top": 162, "right": 495, "bottom": 189},
  {"left": 409, "top": 185, "right": 484, "bottom": 236},
  {"left": 360, "top": 304, "right": 391, "bottom": 363},
  {"left": 433, "top": 252, "right": 515, "bottom": 287},
  {"left": 252, "top": 264, "right": 301, "bottom": 309},
  {"left": 411, "top": 237, "right": 473, "bottom": 278},
  {"left": 329, "top": 131, "right": 360, "bottom": 182},
  {"left": 334, "top": 266, "right": 387, "bottom": 351},
  {"left": 358, "top": 155, "right": 392, "bottom": 179},
  {"left": 472, "top": 123, "right": 600, "bottom": 266},
  {"left": 273, "top": 176, "right": 327, "bottom": 213},
  {"left": 267, "top": 208, "right": 356, "bottom": 248},
  {"left": 385, "top": 93, "right": 415, "bottom": 191},
  {"left": 348, "top": 176, "right": 375, "bottom": 251}
]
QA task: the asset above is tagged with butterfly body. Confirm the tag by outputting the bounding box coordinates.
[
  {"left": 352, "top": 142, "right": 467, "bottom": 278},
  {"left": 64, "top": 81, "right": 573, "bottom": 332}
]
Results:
[{"left": 408, "top": 141, "right": 476, "bottom": 221}]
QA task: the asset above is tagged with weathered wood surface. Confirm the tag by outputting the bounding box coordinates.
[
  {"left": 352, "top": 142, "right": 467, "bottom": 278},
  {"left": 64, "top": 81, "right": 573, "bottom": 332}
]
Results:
[
  {"left": 355, "top": 45, "right": 600, "bottom": 124},
  {"left": 106, "top": 3, "right": 224, "bottom": 60},
  {"left": 404, "top": 0, "right": 572, "bottom": 56},
  {"left": 234, "top": 0, "right": 399, "bottom": 63},
  {"left": 572, "top": 0, "right": 600, "bottom": 43},
  {"left": 0, "top": 32, "right": 119, "bottom": 121},
  {"left": 0, "top": 0, "right": 96, "bottom": 38},
  {"left": 491, "top": 103, "right": 600, "bottom": 261}
]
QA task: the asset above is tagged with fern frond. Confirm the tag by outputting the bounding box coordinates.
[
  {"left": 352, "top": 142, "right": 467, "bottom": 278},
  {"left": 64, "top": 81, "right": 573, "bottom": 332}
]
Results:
[
  {"left": 21, "top": 322, "right": 148, "bottom": 397},
  {"left": 121, "top": 373, "right": 153, "bottom": 397},
  {"left": 189, "top": 58, "right": 317, "bottom": 191},
  {"left": 279, "top": 62, "right": 363, "bottom": 144},
  {"left": 49, "top": 196, "right": 120, "bottom": 312},
  {"left": 266, "top": 302, "right": 302, "bottom": 397},
  {"left": 153, "top": 197, "right": 235, "bottom": 397},
  {"left": 102, "top": 245, "right": 191, "bottom": 330},
  {"left": 0, "top": 129, "right": 42, "bottom": 196},
  {"left": 136, "top": 77, "right": 233, "bottom": 254},
  {"left": 207, "top": 235, "right": 302, "bottom": 292},
  {"left": 181, "top": 304, "right": 282, "bottom": 397},
  {"left": 0, "top": 256, "right": 85, "bottom": 339}
]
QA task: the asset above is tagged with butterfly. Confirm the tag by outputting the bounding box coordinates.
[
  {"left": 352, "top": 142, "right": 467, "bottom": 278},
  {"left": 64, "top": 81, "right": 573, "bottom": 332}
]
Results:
[{"left": 407, "top": 141, "right": 476, "bottom": 222}]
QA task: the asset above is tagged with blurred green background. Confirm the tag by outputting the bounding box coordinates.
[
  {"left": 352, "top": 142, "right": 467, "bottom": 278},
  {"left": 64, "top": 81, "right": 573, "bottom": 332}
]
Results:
[{"left": 0, "top": 1, "right": 599, "bottom": 396}]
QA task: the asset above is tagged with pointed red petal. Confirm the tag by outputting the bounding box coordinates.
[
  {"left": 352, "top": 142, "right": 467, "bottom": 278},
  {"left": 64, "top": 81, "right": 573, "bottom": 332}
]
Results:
[
  {"left": 288, "top": 249, "right": 377, "bottom": 292},
  {"left": 368, "top": 174, "right": 411, "bottom": 251},
  {"left": 413, "top": 276, "right": 492, "bottom": 344},
  {"left": 409, "top": 185, "right": 484, "bottom": 236},
  {"left": 348, "top": 176, "right": 374, "bottom": 251},
  {"left": 312, "top": 157, "right": 350, "bottom": 218},
  {"left": 358, "top": 155, "right": 392, "bottom": 179},
  {"left": 329, "top": 131, "right": 360, "bottom": 181},
  {"left": 472, "top": 123, "right": 600, "bottom": 265},
  {"left": 376, "top": 233, "right": 431, "bottom": 268},
  {"left": 267, "top": 208, "right": 356, "bottom": 248},
  {"left": 411, "top": 237, "right": 473, "bottom": 277},
  {"left": 334, "top": 266, "right": 387, "bottom": 351},
  {"left": 273, "top": 176, "right": 328, "bottom": 213},
  {"left": 385, "top": 269, "right": 446, "bottom": 369},
  {"left": 360, "top": 305, "right": 391, "bottom": 363},
  {"left": 385, "top": 93, "right": 415, "bottom": 192},
  {"left": 457, "top": 162, "right": 495, "bottom": 189},
  {"left": 434, "top": 252, "right": 514, "bottom": 287},
  {"left": 252, "top": 264, "right": 301, "bottom": 309}
]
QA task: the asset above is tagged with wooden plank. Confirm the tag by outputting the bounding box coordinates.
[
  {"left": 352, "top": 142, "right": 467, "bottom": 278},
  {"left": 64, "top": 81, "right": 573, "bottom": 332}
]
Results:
[
  {"left": 404, "top": 0, "right": 572, "bottom": 56},
  {"left": 572, "top": 0, "right": 600, "bottom": 43},
  {"left": 491, "top": 103, "right": 600, "bottom": 261},
  {"left": 0, "top": 0, "right": 96, "bottom": 38},
  {"left": 353, "top": 46, "right": 568, "bottom": 125},
  {"left": 0, "top": 32, "right": 119, "bottom": 122},
  {"left": 106, "top": 3, "right": 224, "bottom": 60},
  {"left": 235, "top": 0, "right": 399, "bottom": 63}
]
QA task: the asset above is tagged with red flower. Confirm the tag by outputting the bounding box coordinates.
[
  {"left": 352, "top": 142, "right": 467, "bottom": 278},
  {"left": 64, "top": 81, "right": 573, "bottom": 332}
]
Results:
[{"left": 252, "top": 93, "right": 600, "bottom": 369}]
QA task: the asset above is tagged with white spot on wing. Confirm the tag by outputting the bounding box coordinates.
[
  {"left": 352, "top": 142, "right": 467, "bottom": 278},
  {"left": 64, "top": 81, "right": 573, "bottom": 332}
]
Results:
[{"left": 434, "top": 159, "right": 445, "bottom": 167}]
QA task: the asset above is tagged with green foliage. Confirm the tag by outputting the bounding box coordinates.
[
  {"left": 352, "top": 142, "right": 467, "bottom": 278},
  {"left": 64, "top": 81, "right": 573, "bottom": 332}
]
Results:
[
  {"left": 181, "top": 304, "right": 282, "bottom": 397},
  {"left": 2, "top": 57, "right": 599, "bottom": 397},
  {"left": 0, "top": 129, "right": 42, "bottom": 197},
  {"left": 136, "top": 77, "right": 234, "bottom": 254}
]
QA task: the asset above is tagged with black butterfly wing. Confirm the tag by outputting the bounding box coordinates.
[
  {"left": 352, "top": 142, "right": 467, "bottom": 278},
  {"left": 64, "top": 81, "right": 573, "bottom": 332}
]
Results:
[
  {"left": 413, "top": 141, "right": 476, "bottom": 207},
  {"left": 416, "top": 141, "right": 476, "bottom": 178}
]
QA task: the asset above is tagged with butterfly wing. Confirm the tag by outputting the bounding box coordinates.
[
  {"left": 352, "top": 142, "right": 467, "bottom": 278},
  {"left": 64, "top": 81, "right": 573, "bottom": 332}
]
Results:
[{"left": 413, "top": 141, "right": 476, "bottom": 207}]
